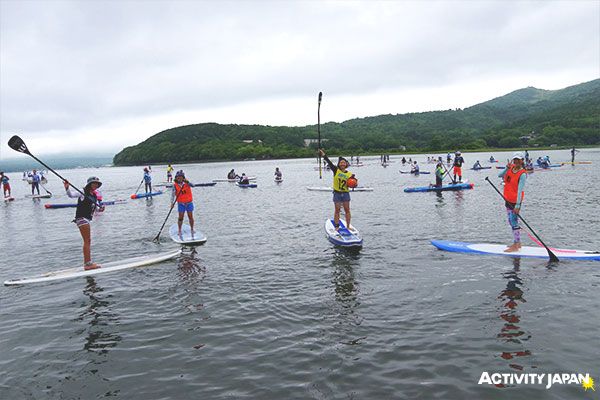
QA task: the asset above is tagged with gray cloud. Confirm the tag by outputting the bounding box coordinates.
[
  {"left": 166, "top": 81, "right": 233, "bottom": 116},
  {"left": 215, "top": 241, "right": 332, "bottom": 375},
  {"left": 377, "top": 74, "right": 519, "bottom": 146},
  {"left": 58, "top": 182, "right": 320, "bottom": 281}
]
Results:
[{"left": 1, "top": 0, "right": 598, "bottom": 155}]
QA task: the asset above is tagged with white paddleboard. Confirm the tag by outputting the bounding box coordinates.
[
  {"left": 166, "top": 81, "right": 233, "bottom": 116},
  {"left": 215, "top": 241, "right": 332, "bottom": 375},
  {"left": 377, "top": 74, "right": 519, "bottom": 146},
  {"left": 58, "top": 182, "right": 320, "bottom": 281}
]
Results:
[
  {"left": 213, "top": 176, "right": 257, "bottom": 182},
  {"left": 27, "top": 193, "right": 52, "bottom": 199},
  {"left": 4, "top": 249, "right": 182, "bottom": 286},
  {"left": 325, "top": 218, "right": 363, "bottom": 247},
  {"left": 307, "top": 186, "right": 374, "bottom": 192},
  {"left": 431, "top": 240, "right": 600, "bottom": 261},
  {"left": 169, "top": 224, "right": 207, "bottom": 246},
  {"left": 3, "top": 197, "right": 15, "bottom": 202}
]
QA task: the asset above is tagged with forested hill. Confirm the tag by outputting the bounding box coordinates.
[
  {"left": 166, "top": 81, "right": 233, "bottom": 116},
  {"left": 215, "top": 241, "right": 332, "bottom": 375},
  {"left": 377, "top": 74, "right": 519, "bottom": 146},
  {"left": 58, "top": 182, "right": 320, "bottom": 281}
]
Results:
[{"left": 113, "top": 79, "right": 600, "bottom": 165}]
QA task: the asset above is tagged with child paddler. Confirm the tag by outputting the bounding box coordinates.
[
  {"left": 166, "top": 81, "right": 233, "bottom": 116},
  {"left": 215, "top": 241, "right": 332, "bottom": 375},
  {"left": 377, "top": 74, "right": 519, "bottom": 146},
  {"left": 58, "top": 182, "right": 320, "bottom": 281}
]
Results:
[
  {"left": 171, "top": 170, "right": 195, "bottom": 237},
  {"left": 63, "top": 177, "right": 103, "bottom": 270},
  {"left": 319, "top": 149, "right": 356, "bottom": 231},
  {"left": 498, "top": 152, "right": 527, "bottom": 252}
]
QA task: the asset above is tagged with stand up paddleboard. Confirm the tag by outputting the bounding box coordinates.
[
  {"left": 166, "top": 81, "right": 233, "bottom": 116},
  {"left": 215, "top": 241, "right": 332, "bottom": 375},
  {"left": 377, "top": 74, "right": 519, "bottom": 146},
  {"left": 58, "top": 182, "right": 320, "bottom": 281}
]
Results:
[
  {"left": 325, "top": 219, "right": 363, "bottom": 247},
  {"left": 400, "top": 171, "right": 431, "bottom": 174},
  {"left": 131, "top": 191, "right": 163, "bottom": 199},
  {"left": 161, "top": 182, "right": 217, "bottom": 188},
  {"left": 236, "top": 182, "right": 258, "bottom": 188},
  {"left": 4, "top": 249, "right": 182, "bottom": 286},
  {"left": 169, "top": 224, "right": 207, "bottom": 246},
  {"left": 275, "top": 178, "right": 283, "bottom": 183},
  {"left": 404, "top": 182, "right": 473, "bottom": 193},
  {"left": 27, "top": 193, "right": 52, "bottom": 199},
  {"left": 470, "top": 166, "right": 492, "bottom": 170},
  {"left": 4, "top": 196, "right": 15, "bottom": 202},
  {"left": 307, "top": 187, "right": 374, "bottom": 192},
  {"left": 213, "top": 177, "right": 256, "bottom": 183},
  {"left": 431, "top": 240, "right": 600, "bottom": 261},
  {"left": 44, "top": 200, "right": 127, "bottom": 209}
]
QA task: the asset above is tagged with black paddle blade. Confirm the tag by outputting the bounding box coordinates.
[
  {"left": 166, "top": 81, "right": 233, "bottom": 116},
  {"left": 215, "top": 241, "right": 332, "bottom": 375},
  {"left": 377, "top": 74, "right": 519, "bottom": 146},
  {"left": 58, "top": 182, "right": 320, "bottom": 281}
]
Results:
[
  {"left": 8, "top": 135, "right": 30, "bottom": 154},
  {"left": 318, "top": 92, "right": 322, "bottom": 104}
]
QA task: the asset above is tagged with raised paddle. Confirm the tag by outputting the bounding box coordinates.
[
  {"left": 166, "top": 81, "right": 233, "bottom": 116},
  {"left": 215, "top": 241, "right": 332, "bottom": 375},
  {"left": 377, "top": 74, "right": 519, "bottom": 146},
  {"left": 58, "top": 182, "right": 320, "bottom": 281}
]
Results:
[
  {"left": 317, "top": 91, "right": 323, "bottom": 179},
  {"left": 485, "top": 177, "right": 559, "bottom": 262},
  {"left": 9, "top": 135, "right": 88, "bottom": 199}
]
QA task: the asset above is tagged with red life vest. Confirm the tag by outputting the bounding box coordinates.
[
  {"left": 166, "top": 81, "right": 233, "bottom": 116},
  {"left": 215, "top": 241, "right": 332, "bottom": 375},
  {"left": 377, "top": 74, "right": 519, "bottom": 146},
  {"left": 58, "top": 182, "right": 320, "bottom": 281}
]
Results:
[
  {"left": 174, "top": 182, "right": 193, "bottom": 203},
  {"left": 503, "top": 167, "right": 526, "bottom": 203}
]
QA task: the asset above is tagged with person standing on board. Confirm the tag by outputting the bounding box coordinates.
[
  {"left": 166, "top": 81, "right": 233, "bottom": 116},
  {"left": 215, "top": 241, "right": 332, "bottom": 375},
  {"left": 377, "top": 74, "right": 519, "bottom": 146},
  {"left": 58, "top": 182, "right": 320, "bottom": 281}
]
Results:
[
  {"left": 453, "top": 151, "right": 465, "bottom": 183},
  {"left": 434, "top": 161, "right": 444, "bottom": 187},
  {"left": 29, "top": 169, "right": 42, "bottom": 195},
  {"left": 319, "top": 149, "right": 356, "bottom": 231},
  {"left": 446, "top": 153, "right": 452, "bottom": 164},
  {"left": 63, "top": 177, "right": 102, "bottom": 270},
  {"left": 166, "top": 164, "right": 174, "bottom": 183},
  {"left": 171, "top": 170, "right": 195, "bottom": 237},
  {"left": 570, "top": 147, "right": 579, "bottom": 163},
  {"left": 498, "top": 153, "right": 527, "bottom": 253},
  {"left": 143, "top": 167, "right": 152, "bottom": 194},
  {"left": 1, "top": 172, "right": 11, "bottom": 198}
]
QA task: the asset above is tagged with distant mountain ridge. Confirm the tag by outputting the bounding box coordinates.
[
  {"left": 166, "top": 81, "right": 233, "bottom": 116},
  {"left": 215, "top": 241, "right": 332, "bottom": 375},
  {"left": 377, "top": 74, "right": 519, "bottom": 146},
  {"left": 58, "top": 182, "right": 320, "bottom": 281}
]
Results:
[{"left": 113, "top": 79, "right": 600, "bottom": 165}]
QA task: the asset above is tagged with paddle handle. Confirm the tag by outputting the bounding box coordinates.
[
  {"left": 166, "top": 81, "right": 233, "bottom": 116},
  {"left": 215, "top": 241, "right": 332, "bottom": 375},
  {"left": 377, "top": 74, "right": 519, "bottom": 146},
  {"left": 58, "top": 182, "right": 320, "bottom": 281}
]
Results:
[
  {"left": 485, "top": 177, "right": 558, "bottom": 262},
  {"left": 317, "top": 92, "right": 322, "bottom": 179}
]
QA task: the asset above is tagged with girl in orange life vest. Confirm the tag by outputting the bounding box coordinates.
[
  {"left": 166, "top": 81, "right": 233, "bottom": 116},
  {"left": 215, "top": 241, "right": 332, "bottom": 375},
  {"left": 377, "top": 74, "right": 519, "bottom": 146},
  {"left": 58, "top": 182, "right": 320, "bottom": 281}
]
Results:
[
  {"left": 498, "top": 152, "right": 527, "bottom": 253},
  {"left": 171, "top": 170, "right": 195, "bottom": 237},
  {"left": 319, "top": 149, "right": 357, "bottom": 231}
]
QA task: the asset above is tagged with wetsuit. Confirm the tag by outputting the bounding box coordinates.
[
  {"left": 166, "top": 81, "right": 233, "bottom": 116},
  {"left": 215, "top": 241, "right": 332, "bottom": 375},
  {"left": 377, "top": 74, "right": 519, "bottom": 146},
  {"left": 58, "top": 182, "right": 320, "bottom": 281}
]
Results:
[{"left": 66, "top": 188, "right": 98, "bottom": 226}]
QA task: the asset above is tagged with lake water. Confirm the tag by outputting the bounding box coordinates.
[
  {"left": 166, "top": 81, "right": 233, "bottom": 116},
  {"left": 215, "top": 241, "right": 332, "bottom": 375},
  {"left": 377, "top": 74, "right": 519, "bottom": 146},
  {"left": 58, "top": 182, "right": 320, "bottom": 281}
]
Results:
[{"left": 1, "top": 148, "right": 599, "bottom": 399}]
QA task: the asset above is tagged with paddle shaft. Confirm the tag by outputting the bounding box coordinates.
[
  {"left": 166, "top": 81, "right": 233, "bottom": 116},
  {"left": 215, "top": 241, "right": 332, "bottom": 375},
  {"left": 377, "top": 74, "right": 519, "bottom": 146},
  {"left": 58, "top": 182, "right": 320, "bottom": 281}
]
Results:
[
  {"left": 317, "top": 92, "right": 322, "bottom": 179},
  {"left": 135, "top": 178, "right": 144, "bottom": 194},
  {"left": 485, "top": 177, "right": 559, "bottom": 262},
  {"left": 24, "top": 151, "right": 87, "bottom": 198},
  {"left": 153, "top": 181, "right": 185, "bottom": 242}
]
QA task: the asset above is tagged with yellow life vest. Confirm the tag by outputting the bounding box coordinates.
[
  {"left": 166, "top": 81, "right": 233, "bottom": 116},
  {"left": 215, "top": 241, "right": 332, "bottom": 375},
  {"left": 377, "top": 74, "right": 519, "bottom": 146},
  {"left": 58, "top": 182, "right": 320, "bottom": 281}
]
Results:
[{"left": 333, "top": 169, "right": 352, "bottom": 192}]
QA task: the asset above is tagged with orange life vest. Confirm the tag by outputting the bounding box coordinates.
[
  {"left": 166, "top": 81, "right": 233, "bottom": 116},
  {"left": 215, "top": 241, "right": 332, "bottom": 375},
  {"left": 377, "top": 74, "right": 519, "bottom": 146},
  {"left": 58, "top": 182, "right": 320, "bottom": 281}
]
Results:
[
  {"left": 174, "top": 182, "right": 193, "bottom": 203},
  {"left": 503, "top": 167, "right": 526, "bottom": 203}
]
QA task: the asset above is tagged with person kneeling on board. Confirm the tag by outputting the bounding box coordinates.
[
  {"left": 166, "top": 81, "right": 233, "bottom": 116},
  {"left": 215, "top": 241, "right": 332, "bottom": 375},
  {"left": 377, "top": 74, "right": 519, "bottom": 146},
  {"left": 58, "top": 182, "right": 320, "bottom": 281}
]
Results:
[
  {"left": 473, "top": 160, "right": 482, "bottom": 169},
  {"left": 411, "top": 161, "right": 420, "bottom": 174},
  {"left": 319, "top": 149, "right": 356, "bottom": 232},
  {"left": 498, "top": 153, "right": 527, "bottom": 252},
  {"left": 227, "top": 169, "right": 238, "bottom": 179},
  {"left": 274, "top": 167, "right": 282, "bottom": 180},
  {"left": 63, "top": 177, "right": 103, "bottom": 270},
  {"left": 172, "top": 170, "right": 195, "bottom": 237},
  {"left": 238, "top": 173, "right": 250, "bottom": 184}
]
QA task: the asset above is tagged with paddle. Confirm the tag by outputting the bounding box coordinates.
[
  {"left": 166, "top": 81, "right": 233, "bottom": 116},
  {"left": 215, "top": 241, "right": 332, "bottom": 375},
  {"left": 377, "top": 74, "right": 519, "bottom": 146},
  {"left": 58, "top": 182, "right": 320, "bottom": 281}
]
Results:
[
  {"left": 439, "top": 161, "right": 456, "bottom": 184},
  {"left": 317, "top": 91, "right": 322, "bottom": 179},
  {"left": 485, "top": 177, "right": 559, "bottom": 262},
  {"left": 134, "top": 178, "right": 144, "bottom": 195},
  {"left": 152, "top": 181, "right": 184, "bottom": 243},
  {"left": 8, "top": 135, "right": 91, "bottom": 200}
]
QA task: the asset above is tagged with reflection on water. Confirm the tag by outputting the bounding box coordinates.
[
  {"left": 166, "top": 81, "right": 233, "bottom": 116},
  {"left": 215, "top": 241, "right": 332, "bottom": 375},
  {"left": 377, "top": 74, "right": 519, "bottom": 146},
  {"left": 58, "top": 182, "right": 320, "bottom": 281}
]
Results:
[
  {"left": 496, "top": 258, "right": 532, "bottom": 380},
  {"left": 330, "top": 249, "right": 364, "bottom": 345},
  {"left": 78, "top": 277, "right": 122, "bottom": 355},
  {"left": 177, "top": 249, "right": 206, "bottom": 285}
]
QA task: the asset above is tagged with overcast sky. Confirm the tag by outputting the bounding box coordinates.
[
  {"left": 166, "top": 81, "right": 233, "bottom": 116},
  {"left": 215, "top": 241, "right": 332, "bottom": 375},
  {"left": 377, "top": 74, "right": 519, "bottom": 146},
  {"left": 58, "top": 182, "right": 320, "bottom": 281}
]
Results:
[{"left": 1, "top": 0, "right": 598, "bottom": 159}]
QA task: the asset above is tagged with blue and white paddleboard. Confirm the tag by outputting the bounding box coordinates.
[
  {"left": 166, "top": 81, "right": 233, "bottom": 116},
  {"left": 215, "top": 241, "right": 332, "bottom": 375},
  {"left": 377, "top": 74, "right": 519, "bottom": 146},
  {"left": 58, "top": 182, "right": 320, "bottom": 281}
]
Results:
[
  {"left": 131, "top": 191, "right": 163, "bottom": 199},
  {"left": 431, "top": 240, "right": 600, "bottom": 261},
  {"left": 235, "top": 182, "right": 258, "bottom": 188},
  {"left": 325, "top": 219, "right": 363, "bottom": 247},
  {"left": 4, "top": 249, "right": 182, "bottom": 286},
  {"left": 169, "top": 224, "right": 207, "bottom": 246},
  {"left": 307, "top": 187, "right": 374, "bottom": 192}
]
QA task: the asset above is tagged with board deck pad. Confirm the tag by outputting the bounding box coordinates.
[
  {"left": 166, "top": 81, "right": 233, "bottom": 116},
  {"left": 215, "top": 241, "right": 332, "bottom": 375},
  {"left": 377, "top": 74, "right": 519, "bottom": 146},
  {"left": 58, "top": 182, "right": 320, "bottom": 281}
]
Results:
[
  {"left": 4, "top": 249, "right": 182, "bottom": 285},
  {"left": 431, "top": 240, "right": 600, "bottom": 261},
  {"left": 325, "top": 219, "right": 363, "bottom": 247},
  {"left": 169, "top": 224, "right": 207, "bottom": 246}
]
